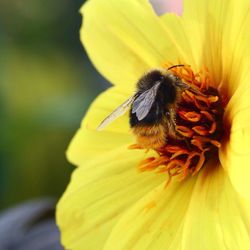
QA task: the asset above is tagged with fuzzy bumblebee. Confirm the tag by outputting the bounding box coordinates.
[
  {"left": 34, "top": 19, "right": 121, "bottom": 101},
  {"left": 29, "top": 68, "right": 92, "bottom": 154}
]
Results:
[{"left": 98, "top": 65, "right": 202, "bottom": 149}]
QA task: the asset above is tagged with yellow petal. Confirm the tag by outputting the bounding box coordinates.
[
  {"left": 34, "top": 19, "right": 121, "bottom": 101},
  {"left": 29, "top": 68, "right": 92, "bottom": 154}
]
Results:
[
  {"left": 104, "top": 178, "right": 196, "bottom": 250},
  {"left": 80, "top": 0, "right": 189, "bottom": 90},
  {"left": 166, "top": 0, "right": 229, "bottom": 84},
  {"left": 104, "top": 165, "right": 250, "bottom": 250},
  {"left": 218, "top": 0, "right": 250, "bottom": 96},
  {"left": 56, "top": 146, "right": 166, "bottom": 250},
  {"left": 67, "top": 86, "right": 133, "bottom": 166},
  {"left": 160, "top": 14, "right": 200, "bottom": 70},
  {"left": 181, "top": 166, "right": 250, "bottom": 250},
  {"left": 161, "top": 0, "right": 250, "bottom": 95},
  {"left": 220, "top": 80, "right": 250, "bottom": 200}
]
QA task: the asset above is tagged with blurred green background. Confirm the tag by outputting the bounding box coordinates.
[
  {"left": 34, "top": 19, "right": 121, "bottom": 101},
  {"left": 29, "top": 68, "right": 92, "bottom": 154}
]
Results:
[{"left": 0, "top": 0, "right": 108, "bottom": 209}]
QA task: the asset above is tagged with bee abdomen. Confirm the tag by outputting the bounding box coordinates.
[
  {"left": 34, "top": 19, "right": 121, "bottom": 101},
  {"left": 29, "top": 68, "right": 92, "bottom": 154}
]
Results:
[{"left": 132, "top": 124, "right": 166, "bottom": 149}]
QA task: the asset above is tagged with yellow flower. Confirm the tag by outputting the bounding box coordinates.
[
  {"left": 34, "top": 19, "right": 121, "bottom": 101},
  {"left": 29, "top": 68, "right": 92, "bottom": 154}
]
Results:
[{"left": 56, "top": 0, "right": 250, "bottom": 249}]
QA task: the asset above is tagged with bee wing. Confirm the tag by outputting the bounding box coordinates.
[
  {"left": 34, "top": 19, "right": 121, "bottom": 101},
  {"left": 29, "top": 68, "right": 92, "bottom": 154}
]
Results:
[
  {"left": 97, "top": 95, "right": 135, "bottom": 131},
  {"left": 132, "top": 81, "right": 161, "bottom": 121}
]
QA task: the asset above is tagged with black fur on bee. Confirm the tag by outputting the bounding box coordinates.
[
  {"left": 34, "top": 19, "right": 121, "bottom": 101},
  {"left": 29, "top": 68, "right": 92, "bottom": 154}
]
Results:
[{"left": 129, "top": 70, "right": 177, "bottom": 127}]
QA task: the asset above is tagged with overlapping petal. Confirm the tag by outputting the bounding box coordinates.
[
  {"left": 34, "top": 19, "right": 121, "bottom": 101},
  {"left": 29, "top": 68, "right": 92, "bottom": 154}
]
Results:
[
  {"left": 161, "top": 0, "right": 250, "bottom": 96},
  {"left": 220, "top": 78, "right": 250, "bottom": 200},
  {"left": 104, "top": 178, "right": 196, "bottom": 250},
  {"left": 80, "top": 0, "right": 192, "bottom": 90},
  {"left": 181, "top": 166, "right": 250, "bottom": 250},
  {"left": 58, "top": 85, "right": 167, "bottom": 249},
  {"left": 58, "top": 0, "right": 250, "bottom": 249},
  {"left": 81, "top": 0, "right": 250, "bottom": 94},
  {"left": 67, "top": 87, "right": 133, "bottom": 165},
  {"left": 58, "top": 142, "right": 166, "bottom": 249},
  {"left": 104, "top": 165, "right": 250, "bottom": 250}
]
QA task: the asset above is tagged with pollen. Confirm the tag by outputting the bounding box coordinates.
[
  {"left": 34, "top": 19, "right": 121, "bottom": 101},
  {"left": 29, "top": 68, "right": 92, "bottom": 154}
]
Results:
[{"left": 131, "top": 65, "right": 224, "bottom": 183}]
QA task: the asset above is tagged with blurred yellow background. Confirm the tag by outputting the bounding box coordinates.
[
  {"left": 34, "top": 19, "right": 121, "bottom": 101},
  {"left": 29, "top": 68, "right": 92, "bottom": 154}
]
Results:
[{"left": 0, "top": 0, "right": 108, "bottom": 209}]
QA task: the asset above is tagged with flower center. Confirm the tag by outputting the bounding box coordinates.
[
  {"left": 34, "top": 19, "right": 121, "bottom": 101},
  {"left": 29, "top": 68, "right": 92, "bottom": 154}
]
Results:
[{"left": 130, "top": 65, "right": 224, "bottom": 182}]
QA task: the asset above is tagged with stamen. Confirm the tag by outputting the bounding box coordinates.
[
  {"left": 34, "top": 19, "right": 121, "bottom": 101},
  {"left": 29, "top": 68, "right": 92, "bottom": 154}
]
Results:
[
  {"left": 192, "top": 126, "right": 209, "bottom": 136},
  {"left": 131, "top": 65, "right": 224, "bottom": 183},
  {"left": 176, "top": 125, "right": 194, "bottom": 137},
  {"left": 178, "top": 110, "right": 201, "bottom": 122}
]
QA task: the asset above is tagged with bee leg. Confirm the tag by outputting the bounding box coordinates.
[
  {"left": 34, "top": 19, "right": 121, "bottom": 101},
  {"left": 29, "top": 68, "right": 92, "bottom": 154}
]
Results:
[
  {"left": 166, "top": 110, "right": 177, "bottom": 138},
  {"left": 166, "top": 109, "right": 191, "bottom": 150},
  {"left": 166, "top": 109, "right": 186, "bottom": 141}
]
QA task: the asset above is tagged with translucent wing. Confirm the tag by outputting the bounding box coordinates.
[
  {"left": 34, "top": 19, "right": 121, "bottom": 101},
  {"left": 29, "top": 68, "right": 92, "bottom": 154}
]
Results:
[
  {"left": 97, "top": 95, "right": 135, "bottom": 131},
  {"left": 132, "top": 82, "right": 161, "bottom": 121}
]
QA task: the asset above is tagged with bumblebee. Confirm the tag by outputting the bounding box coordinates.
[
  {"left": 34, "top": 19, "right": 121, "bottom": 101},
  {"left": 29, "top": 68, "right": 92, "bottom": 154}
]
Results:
[{"left": 97, "top": 65, "right": 201, "bottom": 149}]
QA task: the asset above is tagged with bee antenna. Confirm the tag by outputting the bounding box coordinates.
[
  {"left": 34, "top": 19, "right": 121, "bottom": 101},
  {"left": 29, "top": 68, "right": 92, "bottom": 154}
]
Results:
[{"left": 167, "top": 64, "right": 187, "bottom": 70}]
